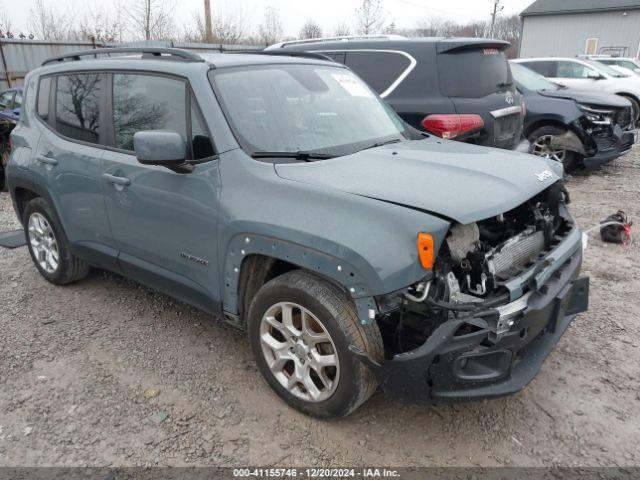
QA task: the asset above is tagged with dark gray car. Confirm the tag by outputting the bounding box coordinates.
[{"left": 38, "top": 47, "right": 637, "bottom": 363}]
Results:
[{"left": 7, "top": 48, "right": 588, "bottom": 417}]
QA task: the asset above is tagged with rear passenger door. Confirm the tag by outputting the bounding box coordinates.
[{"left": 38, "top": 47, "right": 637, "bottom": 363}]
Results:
[
  {"left": 32, "top": 73, "right": 117, "bottom": 268},
  {"left": 100, "top": 72, "right": 222, "bottom": 313}
]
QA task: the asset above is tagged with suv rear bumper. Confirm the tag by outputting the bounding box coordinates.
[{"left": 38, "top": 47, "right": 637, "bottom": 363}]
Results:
[{"left": 356, "top": 247, "right": 588, "bottom": 405}]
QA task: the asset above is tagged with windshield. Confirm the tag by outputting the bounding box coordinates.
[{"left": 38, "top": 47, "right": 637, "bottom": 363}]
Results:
[
  {"left": 510, "top": 62, "right": 559, "bottom": 91},
  {"left": 210, "top": 64, "right": 408, "bottom": 157},
  {"left": 585, "top": 59, "right": 628, "bottom": 78}
]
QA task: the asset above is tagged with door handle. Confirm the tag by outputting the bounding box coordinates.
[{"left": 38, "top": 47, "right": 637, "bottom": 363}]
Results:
[
  {"left": 36, "top": 154, "right": 58, "bottom": 166},
  {"left": 102, "top": 173, "right": 131, "bottom": 187}
]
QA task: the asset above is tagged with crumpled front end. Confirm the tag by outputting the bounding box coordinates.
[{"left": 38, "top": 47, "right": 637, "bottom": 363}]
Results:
[
  {"left": 352, "top": 183, "right": 589, "bottom": 404},
  {"left": 551, "top": 104, "right": 637, "bottom": 170}
]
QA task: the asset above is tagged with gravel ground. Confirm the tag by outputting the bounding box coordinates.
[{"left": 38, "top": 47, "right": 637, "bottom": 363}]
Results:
[{"left": 0, "top": 149, "right": 639, "bottom": 468}]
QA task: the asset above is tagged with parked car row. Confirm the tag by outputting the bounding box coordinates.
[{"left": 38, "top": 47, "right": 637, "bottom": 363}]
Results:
[
  {"left": 6, "top": 46, "right": 589, "bottom": 418},
  {"left": 268, "top": 35, "right": 638, "bottom": 170}
]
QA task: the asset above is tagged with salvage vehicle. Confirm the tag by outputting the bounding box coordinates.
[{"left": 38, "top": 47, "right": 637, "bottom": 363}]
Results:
[
  {"left": 0, "top": 87, "right": 21, "bottom": 190},
  {"left": 511, "top": 62, "right": 637, "bottom": 170},
  {"left": 513, "top": 57, "right": 640, "bottom": 123},
  {"left": 267, "top": 36, "right": 525, "bottom": 150},
  {"left": 7, "top": 48, "right": 589, "bottom": 417},
  {"left": 583, "top": 55, "right": 640, "bottom": 76}
]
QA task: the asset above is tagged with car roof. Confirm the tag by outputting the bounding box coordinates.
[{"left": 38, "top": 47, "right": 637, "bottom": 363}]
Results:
[
  {"left": 31, "top": 50, "right": 341, "bottom": 78},
  {"left": 272, "top": 36, "right": 511, "bottom": 51}
]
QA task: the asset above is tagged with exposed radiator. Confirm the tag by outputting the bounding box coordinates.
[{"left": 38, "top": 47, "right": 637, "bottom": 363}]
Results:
[{"left": 489, "top": 229, "right": 545, "bottom": 277}]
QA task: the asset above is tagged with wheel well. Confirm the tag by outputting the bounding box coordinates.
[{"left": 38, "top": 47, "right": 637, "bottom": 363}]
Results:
[
  {"left": 13, "top": 187, "right": 39, "bottom": 222},
  {"left": 615, "top": 92, "right": 639, "bottom": 103},
  {"left": 524, "top": 119, "right": 568, "bottom": 139},
  {"left": 237, "top": 255, "right": 299, "bottom": 323}
]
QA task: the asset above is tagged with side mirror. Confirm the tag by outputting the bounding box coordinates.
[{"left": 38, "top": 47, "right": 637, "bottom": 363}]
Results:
[
  {"left": 587, "top": 71, "right": 603, "bottom": 80},
  {"left": 133, "top": 130, "right": 193, "bottom": 173}
]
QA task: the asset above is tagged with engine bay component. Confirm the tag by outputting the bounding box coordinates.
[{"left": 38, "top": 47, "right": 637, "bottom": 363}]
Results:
[
  {"left": 446, "top": 223, "right": 479, "bottom": 262},
  {"left": 486, "top": 227, "right": 545, "bottom": 278}
]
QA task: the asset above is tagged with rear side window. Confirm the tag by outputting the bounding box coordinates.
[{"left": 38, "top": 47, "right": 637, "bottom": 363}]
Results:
[
  {"left": 438, "top": 48, "right": 511, "bottom": 98},
  {"left": 519, "top": 61, "right": 553, "bottom": 77},
  {"left": 345, "top": 51, "right": 411, "bottom": 95},
  {"left": 112, "top": 74, "right": 187, "bottom": 151},
  {"left": 55, "top": 73, "right": 103, "bottom": 144},
  {"left": 37, "top": 77, "right": 51, "bottom": 120}
]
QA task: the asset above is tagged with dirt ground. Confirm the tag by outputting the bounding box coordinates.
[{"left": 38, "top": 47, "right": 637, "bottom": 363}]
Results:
[{"left": 0, "top": 149, "right": 638, "bottom": 468}]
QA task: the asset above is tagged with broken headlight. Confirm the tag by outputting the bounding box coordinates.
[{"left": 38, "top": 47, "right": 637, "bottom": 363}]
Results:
[{"left": 578, "top": 104, "right": 614, "bottom": 126}]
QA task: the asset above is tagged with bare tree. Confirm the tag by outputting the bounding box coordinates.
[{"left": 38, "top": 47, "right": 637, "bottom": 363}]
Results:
[
  {"left": 354, "top": 0, "right": 386, "bottom": 35},
  {"left": 299, "top": 19, "right": 322, "bottom": 40},
  {"left": 0, "top": 8, "right": 12, "bottom": 36},
  {"left": 185, "top": 4, "right": 247, "bottom": 44},
  {"left": 258, "top": 6, "right": 283, "bottom": 45},
  {"left": 77, "top": 3, "right": 127, "bottom": 42},
  {"left": 29, "top": 0, "right": 75, "bottom": 40},
  {"left": 332, "top": 22, "right": 351, "bottom": 37},
  {"left": 128, "top": 0, "right": 176, "bottom": 40}
]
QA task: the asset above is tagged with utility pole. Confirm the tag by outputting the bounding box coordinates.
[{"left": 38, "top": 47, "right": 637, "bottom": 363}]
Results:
[
  {"left": 489, "top": 0, "right": 503, "bottom": 37},
  {"left": 204, "top": 0, "right": 213, "bottom": 43}
]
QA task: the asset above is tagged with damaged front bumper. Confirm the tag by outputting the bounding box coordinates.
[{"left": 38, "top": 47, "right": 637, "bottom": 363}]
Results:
[{"left": 352, "top": 228, "right": 589, "bottom": 405}]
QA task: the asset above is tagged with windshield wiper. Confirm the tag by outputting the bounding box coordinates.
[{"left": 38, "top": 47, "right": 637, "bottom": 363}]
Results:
[
  {"left": 359, "top": 138, "right": 402, "bottom": 152},
  {"left": 251, "top": 151, "right": 335, "bottom": 161}
]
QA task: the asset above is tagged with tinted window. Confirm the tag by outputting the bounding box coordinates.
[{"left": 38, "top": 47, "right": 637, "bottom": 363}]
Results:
[
  {"left": 55, "top": 74, "right": 102, "bottom": 143},
  {"left": 37, "top": 77, "right": 51, "bottom": 120},
  {"left": 112, "top": 74, "right": 186, "bottom": 151},
  {"left": 439, "top": 48, "right": 511, "bottom": 98},
  {"left": 555, "top": 61, "right": 593, "bottom": 78},
  {"left": 519, "top": 61, "right": 553, "bottom": 77},
  {"left": 0, "top": 91, "right": 12, "bottom": 109},
  {"left": 190, "top": 97, "right": 215, "bottom": 160},
  {"left": 345, "top": 51, "right": 411, "bottom": 94}
]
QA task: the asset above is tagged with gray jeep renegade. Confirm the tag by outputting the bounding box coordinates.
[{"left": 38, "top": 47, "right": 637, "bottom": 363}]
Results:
[{"left": 7, "top": 47, "right": 589, "bottom": 418}]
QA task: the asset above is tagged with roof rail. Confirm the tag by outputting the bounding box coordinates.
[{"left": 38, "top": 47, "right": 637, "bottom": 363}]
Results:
[
  {"left": 266, "top": 34, "right": 406, "bottom": 50},
  {"left": 41, "top": 47, "right": 204, "bottom": 66},
  {"left": 240, "top": 51, "right": 334, "bottom": 62}
]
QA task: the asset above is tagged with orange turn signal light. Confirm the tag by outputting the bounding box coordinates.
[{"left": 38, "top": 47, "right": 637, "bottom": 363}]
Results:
[{"left": 417, "top": 233, "right": 435, "bottom": 269}]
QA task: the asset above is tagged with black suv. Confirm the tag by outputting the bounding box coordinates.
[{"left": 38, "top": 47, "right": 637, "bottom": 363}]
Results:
[{"left": 269, "top": 36, "right": 525, "bottom": 149}]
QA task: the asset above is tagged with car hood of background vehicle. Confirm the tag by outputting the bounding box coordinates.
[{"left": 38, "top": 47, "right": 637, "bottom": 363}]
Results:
[
  {"left": 539, "top": 88, "right": 631, "bottom": 108},
  {"left": 274, "top": 139, "right": 562, "bottom": 225}
]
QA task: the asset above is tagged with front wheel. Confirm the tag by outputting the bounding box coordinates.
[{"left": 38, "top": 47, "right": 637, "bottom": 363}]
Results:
[
  {"left": 528, "top": 125, "right": 578, "bottom": 171},
  {"left": 247, "top": 270, "right": 384, "bottom": 418}
]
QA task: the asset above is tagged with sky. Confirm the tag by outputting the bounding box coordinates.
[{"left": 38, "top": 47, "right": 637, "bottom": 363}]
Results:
[{"left": 0, "top": 0, "right": 536, "bottom": 38}]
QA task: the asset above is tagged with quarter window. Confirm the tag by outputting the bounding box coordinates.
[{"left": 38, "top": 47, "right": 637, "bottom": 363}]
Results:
[
  {"left": 37, "top": 77, "right": 51, "bottom": 121},
  {"left": 190, "top": 97, "right": 215, "bottom": 160},
  {"left": 55, "top": 73, "right": 103, "bottom": 144},
  {"left": 112, "top": 74, "right": 187, "bottom": 151},
  {"left": 345, "top": 51, "right": 411, "bottom": 95}
]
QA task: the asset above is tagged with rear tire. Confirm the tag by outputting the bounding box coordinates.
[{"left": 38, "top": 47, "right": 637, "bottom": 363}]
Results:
[
  {"left": 23, "top": 197, "right": 90, "bottom": 285},
  {"left": 528, "top": 125, "right": 578, "bottom": 171},
  {"left": 247, "top": 270, "right": 383, "bottom": 418}
]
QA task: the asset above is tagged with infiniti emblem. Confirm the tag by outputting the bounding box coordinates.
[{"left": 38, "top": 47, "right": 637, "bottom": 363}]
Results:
[{"left": 505, "top": 92, "right": 514, "bottom": 104}]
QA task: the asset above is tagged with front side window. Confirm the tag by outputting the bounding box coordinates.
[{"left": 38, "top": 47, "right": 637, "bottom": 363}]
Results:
[
  {"left": 555, "top": 61, "right": 593, "bottom": 79},
  {"left": 112, "top": 74, "right": 187, "bottom": 151},
  {"left": 55, "top": 73, "right": 102, "bottom": 143},
  {"left": 210, "top": 64, "right": 407, "bottom": 156}
]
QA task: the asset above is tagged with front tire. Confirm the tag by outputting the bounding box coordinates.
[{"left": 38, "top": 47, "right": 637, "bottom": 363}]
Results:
[
  {"left": 247, "top": 270, "right": 383, "bottom": 418},
  {"left": 23, "top": 197, "right": 90, "bottom": 285}
]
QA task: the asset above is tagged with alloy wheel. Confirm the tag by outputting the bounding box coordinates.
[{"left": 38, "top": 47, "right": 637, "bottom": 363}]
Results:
[
  {"left": 259, "top": 301, "right": 340, "bottom": 403},
  {"left": 28, "top": 212, "right": 60, "bottom": 274},
  {"left": 531, "top": 134, "right": 567, "bottom": 163}
]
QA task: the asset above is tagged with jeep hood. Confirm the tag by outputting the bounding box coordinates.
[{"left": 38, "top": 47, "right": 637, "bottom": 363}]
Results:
[
  {"left": 539, "top": 88, "right": 631, "bottom": 108},
  {"left": 274, "top": 138, "right": 562, "bottom": 225}
]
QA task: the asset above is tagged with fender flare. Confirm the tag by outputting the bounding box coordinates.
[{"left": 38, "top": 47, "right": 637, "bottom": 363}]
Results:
[{"left": 222, "top": 233, "right": 379, "bottom": 325}]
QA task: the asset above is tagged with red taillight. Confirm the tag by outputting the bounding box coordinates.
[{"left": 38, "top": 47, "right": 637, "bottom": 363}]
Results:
[{"left": 421, "top": 114, "right": 484, "bottom": 139}]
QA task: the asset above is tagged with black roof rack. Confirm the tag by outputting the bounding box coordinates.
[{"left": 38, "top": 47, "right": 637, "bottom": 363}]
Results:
[
  {"left": 238, "top": 51, "right": 335, "bottom": 62},
  {"left": 42, "top": 47, "right": 204, "bottom": 66}
]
